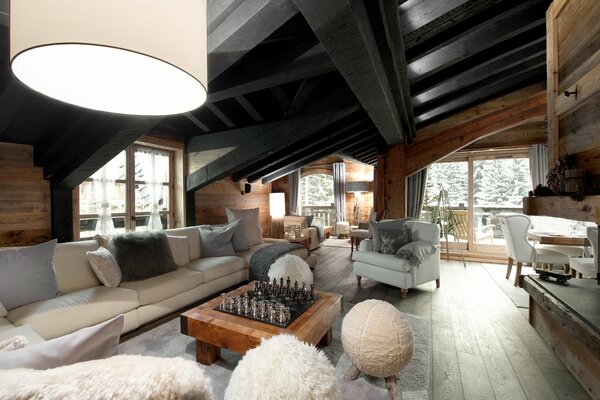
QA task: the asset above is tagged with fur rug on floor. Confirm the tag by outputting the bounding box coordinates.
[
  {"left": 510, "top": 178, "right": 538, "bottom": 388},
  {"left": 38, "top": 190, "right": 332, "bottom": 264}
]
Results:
[{"left": 120, "top": 303, "right": 430, "bottom": 400}]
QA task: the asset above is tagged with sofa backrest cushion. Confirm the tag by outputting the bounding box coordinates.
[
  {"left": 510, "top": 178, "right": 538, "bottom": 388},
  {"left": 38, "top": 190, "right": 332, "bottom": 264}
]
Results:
[
  {"left": 164, "top": 226, "right": 202, "bottom": 260},
  {"left": 405, "top": 221, "right": 440, "bottom": 244},
  {"left": 54, "top": 240, "right": 101, "bottom": 293}
]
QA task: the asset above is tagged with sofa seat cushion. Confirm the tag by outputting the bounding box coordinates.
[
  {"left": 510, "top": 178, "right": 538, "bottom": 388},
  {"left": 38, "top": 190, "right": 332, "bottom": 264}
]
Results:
[
  {"left": 119, "top": 268, "right": 204, "bottom": 306},
  {"left": 237, "top": 244, "right": 309, "bottom": 265},
  {"left": 352, "top": 251, "right": 413, "bottom": 273},
  {"left": 186, "top": 256, "right": 246, "bottom": 282},
  {"left": 7, "top": 287, "right": 138, "bottom": 340}
]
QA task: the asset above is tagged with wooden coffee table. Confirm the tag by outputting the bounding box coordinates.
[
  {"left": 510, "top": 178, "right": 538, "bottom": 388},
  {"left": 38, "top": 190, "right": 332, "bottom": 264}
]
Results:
[{"left": 180, "top": 282, "right": 343, "bottom": 365}]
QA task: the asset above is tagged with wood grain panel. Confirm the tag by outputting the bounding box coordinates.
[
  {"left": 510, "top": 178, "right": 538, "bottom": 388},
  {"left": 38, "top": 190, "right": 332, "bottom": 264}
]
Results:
[
  {"left": 0, "top": 143, "right": 51, "bottom": 246},
  {"left": 523, "top": 195, "right": 600, "bottom": 223},
  {"left": 194, "top": 176, "right": 271, "bottom": 236}
]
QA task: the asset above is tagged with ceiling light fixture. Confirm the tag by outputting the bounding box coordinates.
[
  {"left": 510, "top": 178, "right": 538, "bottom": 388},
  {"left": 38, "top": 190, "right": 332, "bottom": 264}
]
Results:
[{"left": 10, "top": 0, "right": 207, "bottom": 115}]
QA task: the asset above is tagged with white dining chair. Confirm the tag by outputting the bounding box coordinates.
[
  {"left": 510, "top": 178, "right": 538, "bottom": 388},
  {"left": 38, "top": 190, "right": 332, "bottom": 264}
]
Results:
[
  {"left": 499, "top": 213, "right": 571, "bottom": 286},
  {"left": 569, "top": 226, "right": 598, "bottom": 278}
]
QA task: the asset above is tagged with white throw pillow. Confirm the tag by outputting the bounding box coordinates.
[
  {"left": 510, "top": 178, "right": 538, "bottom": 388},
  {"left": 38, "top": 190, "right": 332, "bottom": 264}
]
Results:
[
  {"left": 0, "top": 335, "right": 29, "bottom": 352},
  {"left": 0, "top": 315, "right": 123, "bottom": 370},
  {"left": 167, "top": 235, "right": 191, "bottom": 266},
  {"left": 86, "top": 247, "right": 122, "bottom": 287},
  {"left": 226, "top": 207, "right": 264, "bottom": 247}
]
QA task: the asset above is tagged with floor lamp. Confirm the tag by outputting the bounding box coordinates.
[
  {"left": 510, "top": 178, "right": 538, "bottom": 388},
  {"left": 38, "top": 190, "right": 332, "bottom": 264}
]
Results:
[
  {"left": 346, "top": 182, "right": 369, "bottom": 225},
  {"left": 270, "top": 193, "right": 285, "bottom": 239}
]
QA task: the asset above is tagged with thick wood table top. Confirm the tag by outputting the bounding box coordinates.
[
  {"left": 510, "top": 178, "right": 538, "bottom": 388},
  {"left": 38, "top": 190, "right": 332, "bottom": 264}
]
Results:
[
  {"left": 528, "top": 231, "right": 589, "bottom": 246},
  {"left": 180, "top": 282, "right": 343, "bottom": 356}
]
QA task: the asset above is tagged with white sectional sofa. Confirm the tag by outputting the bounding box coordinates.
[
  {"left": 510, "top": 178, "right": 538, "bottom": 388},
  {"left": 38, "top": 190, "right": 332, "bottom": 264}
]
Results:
[{"left": 0, "top": 226, "right": 317, "bottom": 343}]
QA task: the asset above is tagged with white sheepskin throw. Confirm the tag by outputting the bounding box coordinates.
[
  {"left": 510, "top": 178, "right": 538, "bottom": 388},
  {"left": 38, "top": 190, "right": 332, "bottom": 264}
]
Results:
[
  {"left": 341, "top": 299, "right": 414, "bottom": 378},
  {"left": 0, "top": 354, "right": 213, "bottom": 400},
  {"left": 224, "top": 334, "right": 340, "bottom": 400},
  {"left": 268, "top": 254, "right": 313, "bottom": 285}
]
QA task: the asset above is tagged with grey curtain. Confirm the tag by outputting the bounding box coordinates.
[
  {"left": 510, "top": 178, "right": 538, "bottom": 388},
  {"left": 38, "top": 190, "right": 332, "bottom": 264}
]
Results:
[
  {"left": 406, "top": 168, "right": 428, "bottom": 219},
  {"left": 333, "top": 162, "right": 346, "bottom": 223},
  {"left": 288, "top": 169, "right": 300, "bottom": 215},
  {"left": 528, "top": 144, "right": 548, "bottom": 189}
]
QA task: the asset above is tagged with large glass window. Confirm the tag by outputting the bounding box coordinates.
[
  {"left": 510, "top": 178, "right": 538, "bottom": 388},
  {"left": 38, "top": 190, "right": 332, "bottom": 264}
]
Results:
[
  {"left": 78, "top": 145, "right": 173, "bottom": 239},
  {"left": 299, "top": 173, "right": 335, "bottom": 225}
]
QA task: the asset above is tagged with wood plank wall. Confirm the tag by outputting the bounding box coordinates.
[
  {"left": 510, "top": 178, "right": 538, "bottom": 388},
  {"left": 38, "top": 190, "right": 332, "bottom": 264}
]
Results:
[
  {"left": 0, "top": 143, "right": 51, "bottom": 246},
  {"left": 193, "top": 177, "right": 272, "bottom": 237},
  {"left": 549, "top": 0, "right": 600, "bottom": 180}
]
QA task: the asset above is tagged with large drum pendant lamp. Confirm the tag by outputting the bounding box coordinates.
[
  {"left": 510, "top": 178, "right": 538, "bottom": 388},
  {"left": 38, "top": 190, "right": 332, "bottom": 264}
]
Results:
[{"left": 10, "top": 0, "right": 207, "bottom": 115}]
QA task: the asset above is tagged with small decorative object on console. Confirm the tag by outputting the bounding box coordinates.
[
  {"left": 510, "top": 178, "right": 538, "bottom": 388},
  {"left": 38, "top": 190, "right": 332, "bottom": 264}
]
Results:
[
  {"left": 216, "top": 278, "right": 318, "bottom": 328},
  {"left": 535, "top": 268, "right": 572, "bottom": 284}
]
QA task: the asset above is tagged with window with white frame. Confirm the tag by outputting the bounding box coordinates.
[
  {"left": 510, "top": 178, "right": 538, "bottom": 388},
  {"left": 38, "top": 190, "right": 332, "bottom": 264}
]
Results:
[{"left": 78, "top": 145, "right": 173, "bottom": 239}]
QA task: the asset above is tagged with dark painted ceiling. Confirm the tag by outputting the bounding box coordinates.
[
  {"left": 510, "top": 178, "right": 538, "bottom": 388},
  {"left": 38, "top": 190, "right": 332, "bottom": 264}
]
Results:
[{"left": 0, "top": 0, "right": 550, "bottom": 191}]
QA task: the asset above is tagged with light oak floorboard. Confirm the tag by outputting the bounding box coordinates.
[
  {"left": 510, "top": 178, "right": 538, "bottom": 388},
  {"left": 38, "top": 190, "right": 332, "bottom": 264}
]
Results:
[{"left": 310, "top": 246, "right": 591, "bottom": 400}]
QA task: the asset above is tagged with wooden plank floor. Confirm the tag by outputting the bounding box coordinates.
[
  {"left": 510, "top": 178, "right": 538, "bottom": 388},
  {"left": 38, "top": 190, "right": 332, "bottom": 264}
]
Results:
[{"left": 310, "top": 245, "right": 592, "bottom": 400}]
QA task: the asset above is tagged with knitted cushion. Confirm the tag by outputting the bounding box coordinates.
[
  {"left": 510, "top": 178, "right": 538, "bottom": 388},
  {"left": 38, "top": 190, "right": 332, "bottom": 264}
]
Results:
[
  {"left": 224, "top": 334, "right": 340, "bottom": 400},
  {"left": 268, "top": 254, "right": 313, "bottom": 285},
  {"left": 341, "top": 299, "right": 414, "bottom": 378}
]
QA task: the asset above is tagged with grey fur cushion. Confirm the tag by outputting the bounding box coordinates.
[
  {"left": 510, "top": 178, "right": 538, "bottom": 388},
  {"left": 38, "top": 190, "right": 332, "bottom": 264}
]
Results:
[{"left": 111, "top": 232, "right": 178, "bottom": 282}]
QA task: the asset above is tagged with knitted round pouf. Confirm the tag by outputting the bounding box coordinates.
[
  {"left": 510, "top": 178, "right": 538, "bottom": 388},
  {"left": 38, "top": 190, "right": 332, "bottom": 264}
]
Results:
[
  {"left": 224, "top": 334, "right": 341, "bottom": 400},
  {"left": 341, "top": 299, "right": 414, "bottom": 398},
  {"left": 268, "top": 254, "right": 313, "bottom": 285}
]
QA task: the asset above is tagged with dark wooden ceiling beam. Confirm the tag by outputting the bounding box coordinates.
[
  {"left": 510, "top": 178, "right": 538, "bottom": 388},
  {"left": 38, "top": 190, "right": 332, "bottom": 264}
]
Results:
[
  {"left": 399, "top": 0, "right": 468, "bottom": 34},
  {"left": 295, "top": 0, "right": 415, "bottom": 144},
  {"left": 269, "top": 87, "right": 291, "bottom": 114},
  {"left": 242, "top": 122, "right": 372, "bottom": 182},
  {"left": 49, "top": 117, "right": 161, "bottom": 189},
  {"left": 235, "top": 95, "right": 264, "bottom": 122},
  {"left": 186, "top": 89, "right": 361, "bottom": 191},
  {"left": 404, "top": 0, "right": 539, "bottom": 62},
  {"left": 207, "top": 0, "right": 298, "bottom": 81},
  {"left": 410, "top": 23, "right": 546, "bottom": 96},
  {"left": 0, "top": 80, "right": 29, "bottom": 138},
  {"left": 285, "top": 76, "right": 322, "bottom": 116},
  {"left": 183, "top": 112, "right": 211, "bottom": 132},
  {"left": 413, "top": 54, "right": 546, "bottom": 117},
  {"left": 205, "top": 103, "right": 236, "bottom": 128},
  {"left": 261, "top": 132, "right": 377, "bottom": 183}
]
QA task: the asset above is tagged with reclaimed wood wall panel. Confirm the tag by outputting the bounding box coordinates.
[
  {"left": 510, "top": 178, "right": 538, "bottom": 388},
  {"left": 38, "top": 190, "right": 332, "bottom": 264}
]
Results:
[
  {"left": 194, "top": 177, "right": 271, "bottom": 237},
  {"left": 0, "top": 143, "right": 51, "bottom": 246}
]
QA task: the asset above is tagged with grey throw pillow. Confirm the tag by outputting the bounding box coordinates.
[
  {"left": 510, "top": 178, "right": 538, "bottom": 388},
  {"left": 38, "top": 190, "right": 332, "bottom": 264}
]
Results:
[
  {"left": 395, "top": 240, "right": 438, "bottom": 265},
  {"left": 198, "top": 220, "right": 249, "bottom": 252},
  {"left": 226, "top": 208, "right": 263, "bottom": 246},
  {"left": 199, "top": 225, "right": 236, "bottom": 257},
  {"left": 110, "top": 232, "right": 178, "bottom": 282},
  {"left": 378, "top": 229, "right": 411, "bottom": 254},
  {"left": 0, "top": 239, "right": 59, "bottom": 311},
  {"left": 0, "top": 315, "right": 123, "bottom": 370},
  {"left": 369, "top": 219, "right": 406, "bottom": 252}
]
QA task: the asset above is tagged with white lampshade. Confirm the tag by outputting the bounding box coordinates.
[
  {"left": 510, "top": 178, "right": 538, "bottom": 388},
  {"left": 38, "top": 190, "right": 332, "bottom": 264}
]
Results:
[
  {"left": 10, "top": 0, "right": 207, "bottom": 115},
  {"left": 270, "top": 193, "right": 286, "bottom": 218}
]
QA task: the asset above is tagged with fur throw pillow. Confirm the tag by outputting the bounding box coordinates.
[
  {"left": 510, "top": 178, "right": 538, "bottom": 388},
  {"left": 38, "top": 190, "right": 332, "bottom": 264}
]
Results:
[
  {"left": 110, "top": 231, "right": 178, "bottom": 282},
  {"left": 0, "top": 354, "right": 214, "bottom": 400}
]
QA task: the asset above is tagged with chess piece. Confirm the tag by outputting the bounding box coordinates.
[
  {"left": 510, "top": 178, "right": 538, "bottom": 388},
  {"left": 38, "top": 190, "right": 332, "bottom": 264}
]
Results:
[
  {"left": 310, "top": 284, "right": 315, "bottom": 301},
  {"left": 220, "top": 293, "right": 227, "bottom": 310}
]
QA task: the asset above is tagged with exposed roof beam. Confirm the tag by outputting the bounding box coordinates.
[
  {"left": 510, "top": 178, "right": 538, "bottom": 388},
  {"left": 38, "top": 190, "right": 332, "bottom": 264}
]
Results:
[
  {"left": 0, "top": 81, "right": 29, "bottom": 138},
  {"left": 295, "top": 0, "right": 415, "bottom": 144},
  {"left": 0, "top": 0, "right": 7, "bottom": 27},
  {"left": 240, "top": 121, "right": 371, "bottom": 182},
  {"left": 269, "top": 87, "right": 291, "bottom": 112},
  {"left": 235, "top": 95, "right": 264, "bottom": 122},
  {"left": 183, "top": 112, "right": 211, "bottom": 132},
  {"left": 286, "top": 76, "right": 322, "bottom": 116},
  {"left": 208, "top": 44, "right": 334, "bottom": 102},
  {"left": 261, "top": 132, "right": 377, "bottom": 183},
  {"left": 50, "top": 117, "right": 161, "bottom": 189},
  {"left": 186, "top": 89, "right": 360, "bottom": 191},
  {"left": 205, "top": 103, "right": 235, "bottom": 128},
  {"left": 208, "top": 0, "right": 298, "bottom": 81}
]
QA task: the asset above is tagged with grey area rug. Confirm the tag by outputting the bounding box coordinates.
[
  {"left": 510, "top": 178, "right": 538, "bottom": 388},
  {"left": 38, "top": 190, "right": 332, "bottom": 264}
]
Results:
[
  {"left": 482, "top": 263, "right": 531, "bottom": 309},
  {"left": 120, "top": 305, "right": 430, "bottom": 400},
  {"left": 322, "top": 237, "right": 352, "bottom": 248}
]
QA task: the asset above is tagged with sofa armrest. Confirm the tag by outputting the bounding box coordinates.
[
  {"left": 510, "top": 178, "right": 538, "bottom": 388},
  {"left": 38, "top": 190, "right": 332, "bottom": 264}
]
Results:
[
  {"left": 263, "top": 238, "right": 289, "bottom": 244},
  {"left": 359, "top": 239, "right": 374, "bottom": 252},
  {"left": 302, "top": 227, "right": 320, "bottom": 251}
]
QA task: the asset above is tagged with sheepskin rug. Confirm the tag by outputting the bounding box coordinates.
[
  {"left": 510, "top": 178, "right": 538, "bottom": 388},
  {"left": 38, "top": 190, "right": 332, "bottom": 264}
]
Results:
[
  {"left": 224, "top": 334, "right": 340, "bottom": 400},
  {"left": 268, "top": 254, "right": 313, "bottom": 285},
  {"left": 341, "top": 299, "right": 414, "bottom": 378},
  {"left": 0, "top": 354, "right": 213, "bottom": 400}
]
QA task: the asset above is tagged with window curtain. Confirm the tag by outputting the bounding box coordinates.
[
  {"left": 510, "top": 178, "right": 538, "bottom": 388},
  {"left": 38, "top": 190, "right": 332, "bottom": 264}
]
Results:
[
  {"left": 137, "top": 148, "right": 169, "bottom": 230},
  {"left": 333, "top": 162, "right": 346, "bottom": 226},
  {"left": 92, "top": 165, "right": 118, "bottom": 235},
  {"left": 288, "top": 169, "right": 300, "bottom": 215},
  {"left": 406, "top": 169, "right": 428, "bottom": 219},
  {"left": 528, "top": 144, "right": 548, "bottom": 189}
]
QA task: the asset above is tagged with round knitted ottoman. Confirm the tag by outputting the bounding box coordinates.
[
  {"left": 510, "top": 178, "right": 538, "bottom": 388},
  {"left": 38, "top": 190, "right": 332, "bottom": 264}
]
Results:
[
  {"left": 268, "top": 254, "right": 313, "bottom": 285},
  {"left": 224, "top": 334, "right": 341, "bottom": 400},
  {"left": 341, "top": 299, "right": 414, "bottom": 399}
]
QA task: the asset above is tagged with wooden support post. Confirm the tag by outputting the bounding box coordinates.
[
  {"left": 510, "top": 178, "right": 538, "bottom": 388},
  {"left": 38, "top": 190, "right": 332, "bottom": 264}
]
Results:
[
  {"left": 51, "top": 187, "right": 73, "bottom": 243},
  {"left": 384, "top": 144, "right": 406, "bottom": 219}
]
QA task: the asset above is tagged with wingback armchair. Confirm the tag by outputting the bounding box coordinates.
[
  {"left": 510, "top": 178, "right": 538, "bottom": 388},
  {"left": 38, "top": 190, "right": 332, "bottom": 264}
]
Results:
[{"left": 351, "top": 220, "right": 441, "bottom": 299}]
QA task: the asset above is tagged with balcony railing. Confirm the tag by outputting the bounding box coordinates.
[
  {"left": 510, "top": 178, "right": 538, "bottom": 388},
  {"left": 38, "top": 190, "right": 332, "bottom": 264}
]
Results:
[{"left": 300, "top": 205, "right": 337, "bottom": 226}]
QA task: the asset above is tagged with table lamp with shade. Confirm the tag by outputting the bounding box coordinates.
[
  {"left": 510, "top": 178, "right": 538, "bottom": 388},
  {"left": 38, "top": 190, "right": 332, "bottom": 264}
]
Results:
[{"left": 269, "top": 193, "right": 286, "bottom": 239}]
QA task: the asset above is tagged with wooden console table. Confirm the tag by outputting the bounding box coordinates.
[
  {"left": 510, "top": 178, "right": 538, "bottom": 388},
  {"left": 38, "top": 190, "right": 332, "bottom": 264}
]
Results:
[{"left": 523, "top": 276, "right": 600, "bottom": 399}]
